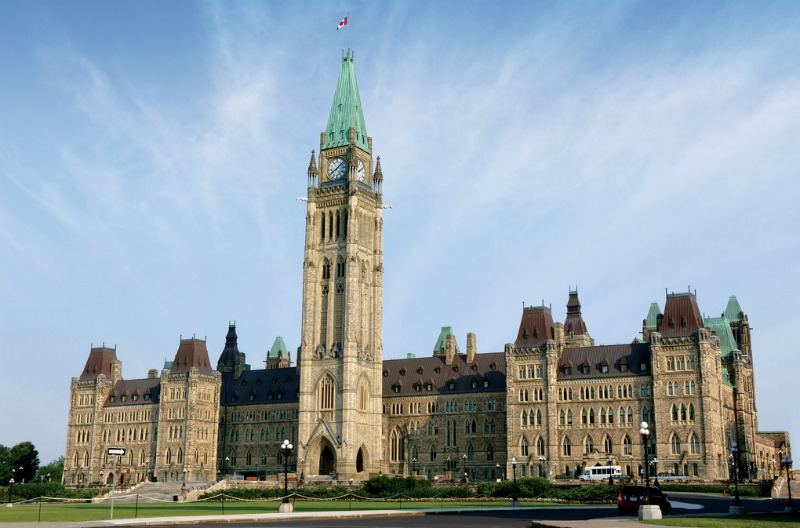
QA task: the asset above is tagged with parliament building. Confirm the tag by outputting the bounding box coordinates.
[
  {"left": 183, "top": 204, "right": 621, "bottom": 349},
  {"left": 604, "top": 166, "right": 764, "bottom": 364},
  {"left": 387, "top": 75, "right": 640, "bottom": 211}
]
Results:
[{"left": 63, "top": 52, "right": 790, "bottom": 487}]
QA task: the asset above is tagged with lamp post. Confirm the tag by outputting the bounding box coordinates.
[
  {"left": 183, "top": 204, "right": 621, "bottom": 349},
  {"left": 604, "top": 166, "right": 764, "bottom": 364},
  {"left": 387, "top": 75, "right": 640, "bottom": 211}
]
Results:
[
  {"left": 462, "top": 454, "right": 468, "bottom": 482},
  {"left": 412, "top": 457, "right": 417, "bottom": 477},
  {"left": 651, "top": 457, "right": 659, "bottom": 487},
  {"left": 7, "top": 478, "right": 13, "bottom": 504},
  {"left": 279, "top": 439, "right": 293, "bottom": 513},
  {"left": 511, "top": 457, "right": 519, "bottom": 506},
  {"left": 638, "top": 421, "right": 661, "bottom": 520},
  {"left": 781, "top": 455, "right": 795, "bottom": 513},
  {"left": 540, "top": 456, "right": 548, "bottom": 479},
  {"left": 731, "top": 442, "right": 742, "bottom": 507}
]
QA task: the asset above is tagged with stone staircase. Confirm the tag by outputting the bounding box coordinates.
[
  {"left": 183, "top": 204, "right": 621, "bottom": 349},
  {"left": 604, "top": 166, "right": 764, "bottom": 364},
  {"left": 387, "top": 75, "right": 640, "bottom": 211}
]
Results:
[{"left": 100, "top": 481, "right": 188, "bottom": 503}]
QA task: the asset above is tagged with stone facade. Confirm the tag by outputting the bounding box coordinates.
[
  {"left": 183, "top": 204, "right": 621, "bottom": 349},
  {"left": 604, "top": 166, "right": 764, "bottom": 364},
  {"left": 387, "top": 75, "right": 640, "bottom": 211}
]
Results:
[{"left": 64, "top": 53, "right": 790, "bottom": 486}]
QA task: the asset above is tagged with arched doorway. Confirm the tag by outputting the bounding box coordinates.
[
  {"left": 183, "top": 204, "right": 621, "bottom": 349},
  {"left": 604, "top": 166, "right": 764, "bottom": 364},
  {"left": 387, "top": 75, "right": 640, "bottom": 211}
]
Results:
[
  {"left": 320, "top": 445, "right": 335, "bottom": 475},
  {"left": 356, "top": 448, "right": 365, "bottom": 473}
]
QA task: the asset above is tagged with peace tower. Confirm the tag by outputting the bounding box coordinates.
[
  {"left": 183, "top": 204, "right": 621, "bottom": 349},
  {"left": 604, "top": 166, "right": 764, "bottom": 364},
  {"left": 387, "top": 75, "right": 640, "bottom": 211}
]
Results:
[{"left": 296, "top": 50, "right": 385, "bottom": 479}]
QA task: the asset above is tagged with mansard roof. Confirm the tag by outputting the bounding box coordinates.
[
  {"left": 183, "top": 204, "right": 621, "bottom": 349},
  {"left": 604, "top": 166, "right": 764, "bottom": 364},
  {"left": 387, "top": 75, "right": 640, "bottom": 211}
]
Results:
[
  {"left": 79, "top": 346, "right": 117, "bottom": 381},
  {"left": 558, "top": 343, "right": 651, "bottom": 379},
  {"left": 323, "top": 50, "right": 370, "bottom": 154},
  {"left": 170, "top": 337, "right": 215, "bottom": 375},
  {"left": 382, "top": 352, "right": 505, "bottom": 397},
  {"left": 220, "top": 367, "right": 299, "bottom": 405},
  {"left": 515, "top": 305, "right": 555, "bottom": 348},
  {"left": 105, "top": 378, "right": 160, "bottom": 406},
  {"left": 659, "top": 291, "right": 704, "bottom": 338}
]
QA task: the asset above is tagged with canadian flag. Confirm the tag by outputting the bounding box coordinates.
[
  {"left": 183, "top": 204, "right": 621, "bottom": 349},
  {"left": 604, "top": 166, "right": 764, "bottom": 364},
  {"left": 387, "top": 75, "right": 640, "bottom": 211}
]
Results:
[{"left": 337, "top": 16, "right": 348, "bottom": 30}]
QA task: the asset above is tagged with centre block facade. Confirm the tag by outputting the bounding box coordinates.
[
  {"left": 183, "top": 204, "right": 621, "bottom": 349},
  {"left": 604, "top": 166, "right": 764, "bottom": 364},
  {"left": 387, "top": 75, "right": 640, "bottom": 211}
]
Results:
[{"left": 63, "top": 52, "right": 789, "bottom": 487}]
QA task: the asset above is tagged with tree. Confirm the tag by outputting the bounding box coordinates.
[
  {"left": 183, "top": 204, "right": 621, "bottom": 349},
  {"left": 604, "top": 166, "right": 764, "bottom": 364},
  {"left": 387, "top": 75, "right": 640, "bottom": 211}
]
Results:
[
  {"left": 10, "top": 441, "right": 39, "bottom": 483},
  {"left": 0, "top": 444, "right": 11, "bottom": 485},
  {"left": 39, "top": 456, "right": 64, "bottom": 483}
]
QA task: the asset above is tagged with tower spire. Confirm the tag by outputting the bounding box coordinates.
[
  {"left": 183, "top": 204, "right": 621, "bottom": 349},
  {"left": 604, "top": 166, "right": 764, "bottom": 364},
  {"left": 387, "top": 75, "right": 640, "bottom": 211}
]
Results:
[{"left": 323, "top": 52, "right": 370, "bottom": 153}]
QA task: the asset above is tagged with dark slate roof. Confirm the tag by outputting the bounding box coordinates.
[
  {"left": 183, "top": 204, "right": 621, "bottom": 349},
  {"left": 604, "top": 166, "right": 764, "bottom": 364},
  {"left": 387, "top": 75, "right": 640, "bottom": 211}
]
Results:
[
  {"left": 170, "top": 338, "right": 215, "bottom": 375},
  {"left": 564, "top": 290, "right": 588, "bottom": 336},
  {"left": 220, "top": 367, "right": 299, "bottom": 406},
  {"left": 79, "top": 346, "right": 117, "bottom": 381},
  {"left": 382, "top": 352, "right": 505, "bottom": 397},
  {"left": 515, "top": 306, "right": 555, "bottom": 348},
  {"left": 558, "top": 343, "right": 651, "bottom": 380},
  {"left": 106, "top": 378, "right": 161, "bottom": 406},
  {"left": 217, "top": 324, "right": 241, "bottom": 366},
  {"left": 659, "top": 292, "right": 704, "bottom": 338}
]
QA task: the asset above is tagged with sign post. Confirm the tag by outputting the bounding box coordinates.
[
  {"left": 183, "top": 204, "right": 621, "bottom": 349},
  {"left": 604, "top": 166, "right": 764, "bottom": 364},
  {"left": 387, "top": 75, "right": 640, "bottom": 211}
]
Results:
[{"left": 107, "top": 448, "right": 126, "bottom": 520}]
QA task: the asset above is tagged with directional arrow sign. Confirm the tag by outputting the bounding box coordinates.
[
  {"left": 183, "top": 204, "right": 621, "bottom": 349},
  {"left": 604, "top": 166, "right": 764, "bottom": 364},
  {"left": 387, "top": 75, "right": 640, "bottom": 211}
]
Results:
[{"left": 107, "top": 447, "right": 126, "bottom": 456}]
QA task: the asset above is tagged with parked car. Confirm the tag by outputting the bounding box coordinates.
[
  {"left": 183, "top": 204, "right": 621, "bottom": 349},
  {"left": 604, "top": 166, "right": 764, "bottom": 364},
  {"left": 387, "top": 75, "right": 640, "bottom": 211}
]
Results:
[{"left": 617, "top": 485, "right": 672, "bottom": 515}]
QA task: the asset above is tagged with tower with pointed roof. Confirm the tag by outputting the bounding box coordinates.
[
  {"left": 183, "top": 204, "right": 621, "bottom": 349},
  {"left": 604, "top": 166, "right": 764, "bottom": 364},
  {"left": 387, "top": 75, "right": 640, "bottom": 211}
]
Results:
[{"left": 297, "top": 50, "right": 384, "bottom": 479}]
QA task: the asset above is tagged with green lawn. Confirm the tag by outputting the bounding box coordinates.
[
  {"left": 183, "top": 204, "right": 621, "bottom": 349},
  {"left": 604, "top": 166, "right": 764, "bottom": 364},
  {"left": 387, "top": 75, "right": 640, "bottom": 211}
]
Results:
[{"left": 0, "top": 498, "right": 558, "bottom": 523}]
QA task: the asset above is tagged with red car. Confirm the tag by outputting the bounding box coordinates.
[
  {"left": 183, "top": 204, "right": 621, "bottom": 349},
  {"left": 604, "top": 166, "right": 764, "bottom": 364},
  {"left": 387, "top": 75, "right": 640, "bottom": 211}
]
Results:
[{"left": 617, "top": 485, "right": 672, "bottom": 515}]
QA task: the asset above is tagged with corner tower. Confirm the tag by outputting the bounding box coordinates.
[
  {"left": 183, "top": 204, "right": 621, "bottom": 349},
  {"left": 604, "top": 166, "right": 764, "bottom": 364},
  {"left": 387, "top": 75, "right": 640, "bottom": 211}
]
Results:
[{"left": 298, "top": 51, "right": 384, "bottom": 479}]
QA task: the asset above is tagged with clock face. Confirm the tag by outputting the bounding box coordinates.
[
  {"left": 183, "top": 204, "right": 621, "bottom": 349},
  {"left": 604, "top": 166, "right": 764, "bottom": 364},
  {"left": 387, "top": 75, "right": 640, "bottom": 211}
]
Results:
[
  {"left": 327, "top": 157, "right": 347, "bottom": 180},
  {"left": 357, "top": 160, "right": 366, "bottom": 182}
]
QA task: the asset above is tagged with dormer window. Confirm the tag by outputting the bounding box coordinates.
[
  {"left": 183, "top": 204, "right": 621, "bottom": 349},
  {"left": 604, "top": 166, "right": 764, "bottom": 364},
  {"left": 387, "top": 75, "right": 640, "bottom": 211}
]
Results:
[
  {"left": 564, "top": 365, "right": 572, "bottom": 375},
  {"left": 471, "top": 381, "right": 477, "bottom": 389},
  {"left": 120, "top": 395, "right": 126, "bottom": 402},
  {"left": 640, "top": 362, "right": 647, "bottom": 372},
  {"left": 109, "top": 396, "right": 115, "bottom": 402},
  {"left": 483, "top": 380, "right": 489, "bottom": 388},
  {"left": 600, "top": 364, "right": 609, "bottom": 373},
  {"left": 449, "top": 382, "right": 455, "bottom": 390},
  {"left": 620, "top": 363, "right": 628, "bottom": 372}
]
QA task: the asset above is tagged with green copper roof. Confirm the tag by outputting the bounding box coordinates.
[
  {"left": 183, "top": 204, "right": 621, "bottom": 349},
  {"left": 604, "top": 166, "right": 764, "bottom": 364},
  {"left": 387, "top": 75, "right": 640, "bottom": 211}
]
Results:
[
  {"left": 323, "top": 51, "right": 370, "bottom": 154},
  {"left": 269, "top": 336, "right": 288, "bottom": 358},
  {"left": 645, "top": 302, "right": 662, "bottom": 329},
  {"left": 704, "top": 316, "right": 736, "bottom": 387},
  {"left": 723, "top": 295, "right": 744, "bottom": 322},
  {"left": 433, "top": 326, "right": 460, "bottom": 354}
]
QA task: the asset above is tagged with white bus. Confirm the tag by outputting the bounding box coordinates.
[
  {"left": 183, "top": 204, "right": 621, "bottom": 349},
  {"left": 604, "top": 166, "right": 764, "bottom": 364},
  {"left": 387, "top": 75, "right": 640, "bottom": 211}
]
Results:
[{"left": 579, "top": 465, "right": 623, "bottom": 481}]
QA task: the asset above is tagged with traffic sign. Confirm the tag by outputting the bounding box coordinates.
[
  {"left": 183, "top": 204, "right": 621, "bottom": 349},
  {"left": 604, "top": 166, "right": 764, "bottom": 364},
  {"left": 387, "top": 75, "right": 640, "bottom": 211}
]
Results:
[{"left": 107, "top": 447, "right": 126, "bottom": 456}]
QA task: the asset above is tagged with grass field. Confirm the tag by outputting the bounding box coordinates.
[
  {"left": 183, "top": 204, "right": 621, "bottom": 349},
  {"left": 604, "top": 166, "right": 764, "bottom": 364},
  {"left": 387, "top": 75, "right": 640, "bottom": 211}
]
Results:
[{"left": 0, "top": 498, "right": 554, "bottom": 523}]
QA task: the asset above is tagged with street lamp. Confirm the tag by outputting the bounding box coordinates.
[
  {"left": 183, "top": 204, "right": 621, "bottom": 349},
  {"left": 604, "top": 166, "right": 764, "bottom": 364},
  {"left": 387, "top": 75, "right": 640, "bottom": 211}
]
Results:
[
  {"left": 731, "top": 442, "right": 742, "bottom": 507},
  {"left": 496, "top": 463, "right": 501, "bottom": 481},
  {"left": 462, "top": 454, "right": 468, "bottom": 482},
  {"left": 224, "top": 456, "right": 230, "bottom": 479},
  {"left": 279, "top": 439, "right": 293, "bottom": 512},
  {"left": 540, "top": 456, "right": 548, "bottom": 479},
  {"left": 511, "top": 457, "right": 518, "bottom": 504},
  {"left": 640, "top": 422, "right": 651, "bottom": 501},
  {"left": 781, "top": 454, "right": 795, "bottom": 513},
  {"left": 412, "top": 457, "right": 417, "bottom": 476},
  {"left": 6, "top": 478, "right": 13, "bottom": 504},
  {"left": 182, "top": 467, "right": 188, "bottom": 489}
]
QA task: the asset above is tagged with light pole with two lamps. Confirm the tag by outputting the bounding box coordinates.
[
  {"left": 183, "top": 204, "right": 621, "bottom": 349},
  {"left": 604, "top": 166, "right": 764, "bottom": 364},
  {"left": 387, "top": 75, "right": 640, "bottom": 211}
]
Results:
[
  {"left": 638, "top": 422, "right": 662, "bottom": 520},
  {"left": 728, "top": 442, "right": 745, "bottom": 514},
  {"left": 511, "top": 457, "right": 519, "bottom": 507},
  {"left": 781, "top": 454, "right": 795, "bottom": 513},
  {"left": 462, "top": 454, "right": 468, "bottom": 482},
  {"left": 279, "top": 439, "right": 294, "bottom": 513}
]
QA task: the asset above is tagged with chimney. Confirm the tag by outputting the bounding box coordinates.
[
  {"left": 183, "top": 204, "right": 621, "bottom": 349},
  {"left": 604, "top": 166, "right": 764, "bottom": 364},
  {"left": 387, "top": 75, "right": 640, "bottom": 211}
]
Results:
[
  {"left": 466, "top": 333, "right": 477, "bottom": 363},
  {"left": 445, "top": 334, "right": 457, "bottom": 365},
  {"left": 148, "top": 369, "right": 159, "bottom": 379}
]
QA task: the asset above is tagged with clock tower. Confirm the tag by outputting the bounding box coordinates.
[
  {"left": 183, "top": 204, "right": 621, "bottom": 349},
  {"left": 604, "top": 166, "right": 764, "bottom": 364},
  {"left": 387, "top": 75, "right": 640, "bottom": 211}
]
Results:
[{"left": 297, "top": 51, "right": 384, "bottom": 479}]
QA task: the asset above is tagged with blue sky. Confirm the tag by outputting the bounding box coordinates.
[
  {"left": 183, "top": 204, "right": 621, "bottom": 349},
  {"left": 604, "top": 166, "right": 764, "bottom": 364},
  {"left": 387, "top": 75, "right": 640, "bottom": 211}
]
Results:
[{"left": 1, "top": 1, "right": 798, "bottom": 465}]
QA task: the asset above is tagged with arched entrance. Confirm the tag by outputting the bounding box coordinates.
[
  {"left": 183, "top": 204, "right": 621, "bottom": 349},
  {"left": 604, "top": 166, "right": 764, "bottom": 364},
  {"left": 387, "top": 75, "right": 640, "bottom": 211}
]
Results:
[
  {"left": 356, "top": 448, "right": 365, "bottom": 473},
  {"left": 319, "top": 445, "right": 335, "bottom": 475}
]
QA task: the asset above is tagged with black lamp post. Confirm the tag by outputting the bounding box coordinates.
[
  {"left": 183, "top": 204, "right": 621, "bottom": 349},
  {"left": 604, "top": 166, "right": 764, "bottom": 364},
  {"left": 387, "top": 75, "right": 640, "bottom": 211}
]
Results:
[
  {"left": 781, "top": 455, "right": 795, "bottom": 512},
  {"left": 280, "top": 439, "right": 293, "bottom": 504},
  {"left": 411, "top": 457, "right": 417, "bottom": 476},
  {"left": 731, "top": 442, "right": 742, "bottom": 506},
  {"left": 640, "top": 421, "right": 651, "bottom": 503},
  {"left": 511, "top": 457, "right": 518, "bottom": 503},
  {"left": 462, "top": 454, "right": 468, "bottom": 482},
  {"left": 6, "top": 478, "right": 13, "bottom": 504}
]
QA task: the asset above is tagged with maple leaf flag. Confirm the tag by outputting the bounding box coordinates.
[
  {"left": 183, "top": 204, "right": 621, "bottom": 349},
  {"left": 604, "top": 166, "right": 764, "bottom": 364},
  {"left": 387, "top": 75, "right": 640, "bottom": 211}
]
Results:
[{"left": 337, "top": 16, "right": 348, "bottom": 30}]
